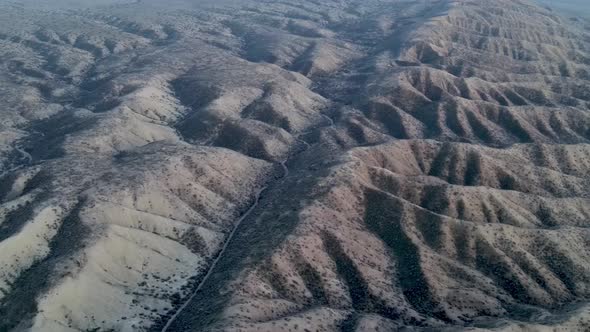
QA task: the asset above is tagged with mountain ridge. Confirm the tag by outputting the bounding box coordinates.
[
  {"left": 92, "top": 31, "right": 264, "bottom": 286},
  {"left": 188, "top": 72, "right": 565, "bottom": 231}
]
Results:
[{"left": 1, "top": 0, "right": 590, "bottom": 331}]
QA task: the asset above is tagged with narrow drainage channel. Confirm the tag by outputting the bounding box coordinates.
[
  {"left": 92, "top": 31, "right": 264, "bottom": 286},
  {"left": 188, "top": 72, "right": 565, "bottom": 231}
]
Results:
[{"left": 158, "top": 114, "right": 334, "bottom": 331}]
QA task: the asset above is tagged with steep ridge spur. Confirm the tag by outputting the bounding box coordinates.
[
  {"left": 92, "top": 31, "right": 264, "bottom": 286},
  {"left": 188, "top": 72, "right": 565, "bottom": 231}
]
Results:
[
  {"left": 161, "top": 0, "right": 590, "bottom": 331},
  {"left": 1, "top": 0, "right": 590, "bottom": 331},
  {"left": 0, "top": 1, "right": 327, "bottom": 331},
  {"left": 0, "top": 0, "right": 371, "bottom": 330}
]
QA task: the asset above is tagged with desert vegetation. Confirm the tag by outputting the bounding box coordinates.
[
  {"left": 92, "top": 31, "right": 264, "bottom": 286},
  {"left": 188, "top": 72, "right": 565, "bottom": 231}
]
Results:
[{"left": 1, "top": 0, "right": 590, "bottom": 331}]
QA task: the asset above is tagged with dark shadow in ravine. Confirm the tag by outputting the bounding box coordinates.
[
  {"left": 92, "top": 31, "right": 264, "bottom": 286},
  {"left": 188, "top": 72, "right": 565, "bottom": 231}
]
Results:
[
  {"left": 0, "top": 199, "right": 91, "bottom": 331},
  {"left": 150, "top": 143, "right": 341, "bottom": 331}
]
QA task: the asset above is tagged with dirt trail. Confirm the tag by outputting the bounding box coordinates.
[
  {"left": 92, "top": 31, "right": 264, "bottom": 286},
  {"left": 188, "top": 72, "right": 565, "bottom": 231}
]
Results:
[
  {"left": 160, "top": 186, "right": 267, "bottom": 332},
  {"left": 155, "top": 4, "right": 447, "bottom": 327},
  {"left": 159, "top": 117, "right": 330, "bottom": 331}
]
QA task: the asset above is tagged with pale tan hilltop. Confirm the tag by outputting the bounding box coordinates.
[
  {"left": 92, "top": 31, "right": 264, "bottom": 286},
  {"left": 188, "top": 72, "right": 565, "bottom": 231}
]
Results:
[{"left": 0, "top": 0, "right": 590, "bottom": 331}]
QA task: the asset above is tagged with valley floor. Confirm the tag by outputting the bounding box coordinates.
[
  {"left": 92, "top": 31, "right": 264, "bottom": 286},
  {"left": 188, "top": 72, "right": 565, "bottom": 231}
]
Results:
[{"left": 1, "top": 0, "right": 590, "bottom": 331}]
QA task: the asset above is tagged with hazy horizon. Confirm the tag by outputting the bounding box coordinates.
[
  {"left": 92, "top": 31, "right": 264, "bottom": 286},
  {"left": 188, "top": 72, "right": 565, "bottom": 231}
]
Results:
[
  {"left": 2, "top": 0, "right": 590, "bottom": 331},
  {"left": 536, "top": 0, "right": 590, "bottom": 17}
]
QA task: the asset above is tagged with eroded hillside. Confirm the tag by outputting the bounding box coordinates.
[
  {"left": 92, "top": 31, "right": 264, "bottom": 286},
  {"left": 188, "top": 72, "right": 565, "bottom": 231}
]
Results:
[{"left": 1, "top": 0, "right": 590, "bottom": 331}]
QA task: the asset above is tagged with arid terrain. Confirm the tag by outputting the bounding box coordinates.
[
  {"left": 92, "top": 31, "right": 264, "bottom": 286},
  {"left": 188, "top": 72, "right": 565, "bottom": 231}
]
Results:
[
  {"left": 1, "top": 0, "right": 590, "bottom": 331},
  {"left": 536, "top": 0, "right": 590, "bottom": 18}
]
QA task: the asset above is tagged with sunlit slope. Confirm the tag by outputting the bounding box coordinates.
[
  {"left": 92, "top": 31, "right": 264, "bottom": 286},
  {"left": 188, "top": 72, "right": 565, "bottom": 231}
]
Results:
[{"left": 0, "top": 0, "right": 589, "bottom": 331}]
